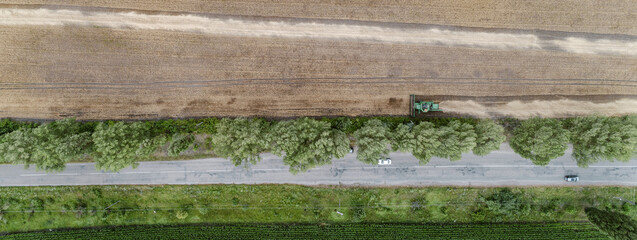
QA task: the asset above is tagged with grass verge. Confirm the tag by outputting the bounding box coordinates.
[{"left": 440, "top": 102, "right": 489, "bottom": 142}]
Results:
[{"left": 0, "top": 185, "right": 634, "bottom": 233}]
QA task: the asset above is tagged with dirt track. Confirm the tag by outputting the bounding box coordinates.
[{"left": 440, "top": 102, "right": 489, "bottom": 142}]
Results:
[{"left": 1, "top": 1, "right": 636, "bottom": 119}]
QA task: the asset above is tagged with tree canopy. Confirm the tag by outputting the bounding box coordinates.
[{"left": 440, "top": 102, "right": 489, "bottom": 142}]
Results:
[
  {"left": 410, "top": 122, "right": 441, "bottom": 164},
  {"left": 269, "top": 118, "right": 349, "bottom": 174},
  {"left": 510, "top": 118, "right": 569, "bottom": 165},
  {"left": 353, "top": 119, "right": 391, "bottom": 164},
  {"left": 433, "top": 120, "right": 477, "bottom": 161},
  {"left": 0, "top": 119, "right": 91, "bottom": 172},
  {"left": 0, "top": 128, "right": 37, "bottom": 166},
  {"left": 390, "top": 123, "right": 416, "bottom": 153},
  {"left": 2, "top": 116, "right": 635, "bottom": 174},
  {"left": 585, "top": 207, "right": 637, "bottom": 240},
  {"left": 570, "top": 115, "right": 637, "bottom": 167},
  {"left": 92, "top": 121, "right": 160, "bottom": 171},
  {"left": 211, "top": 118, "right": 271, "bottom": 166},
  {"left": 473, "top": 119, "right": 506, "bottom": 156},
  {"left": 30, "top": 118, "right": 92, "bottom": 171}
]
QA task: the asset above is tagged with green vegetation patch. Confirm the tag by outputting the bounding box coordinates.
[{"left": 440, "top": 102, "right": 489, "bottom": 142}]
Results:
[
  {"left": 586, "top": 207, "right": 637, "bottom": 240},
  {"left": 0, "top": 185, "right": 634, "bottom": 233},
  {"left": 1, "top": 222, "right": 608, "bottom": 240}
]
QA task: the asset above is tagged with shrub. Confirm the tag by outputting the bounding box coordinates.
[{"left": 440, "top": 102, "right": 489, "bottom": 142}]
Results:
[
  {"left": 0, "top": 118, "right": 37, "bottom": 136},
  {"left": 175, "top": 211, "right": 189, "bottom": 220},
  {"left": 481, "top": 188, "right": 530, "bottom": 219},
  {"left": 323, "top": 117, "right": 353, "bottom": 133},
  {"left": 167, "top": 134, "right": 195, "bottom": 156},
  {"left": 410, "top": 196, "right": 427, "bottom": 214}
]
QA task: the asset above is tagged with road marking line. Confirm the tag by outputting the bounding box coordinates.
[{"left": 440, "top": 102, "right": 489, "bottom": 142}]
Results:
[
  {"left": 412, "top": 165, "right": 637, "bottom": 168},
  {"left": 159, "top": 170, "right": 196, "bottom": 174},
  {"left": 20, "top": 174, "right": 46, "bottom": 177},
  {"left": 12, "top": 165, "right": 637, "bottom": 178},
  {"left": 587, "top": 166, "right": 637, "bottom": 168}
]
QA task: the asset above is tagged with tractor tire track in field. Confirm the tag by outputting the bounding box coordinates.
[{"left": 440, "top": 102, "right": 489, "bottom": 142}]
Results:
[
  {"left": 1, "top": 77, "right": 637, "bottom": 89},
  {"left": 2, "top": 8, "right": 637, "bottom": 57}
]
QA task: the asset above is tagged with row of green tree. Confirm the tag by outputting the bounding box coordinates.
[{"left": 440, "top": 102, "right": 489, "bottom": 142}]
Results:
[
  {"left": 510, "top": 115, "right": 637, "bottom": 167},
  {"left": 0, "top": 115, "right": 635, "bottom": 173},
  {"left": 212, "top": 118, "right": 505, "bottom": 173},
  {"left": 0, "top": 117, "right": 502, "bottom": 173}
]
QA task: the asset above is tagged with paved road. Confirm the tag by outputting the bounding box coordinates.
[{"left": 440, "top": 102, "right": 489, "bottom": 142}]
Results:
[{"left": 0, "top": 144, "right": 636, "bottom": 186}]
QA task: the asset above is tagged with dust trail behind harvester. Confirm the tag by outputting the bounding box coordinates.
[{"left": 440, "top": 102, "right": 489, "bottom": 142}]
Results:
[
  {"left": 441, "top": 99, "right": 637, "bottom": 119},
  {"left": 2, "top": 8, "right": 637, "bottom": 56}
]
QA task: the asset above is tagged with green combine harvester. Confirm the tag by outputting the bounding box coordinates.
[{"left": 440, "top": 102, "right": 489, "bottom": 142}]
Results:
[{"left": 410, "top": 94, "right": 442, "bottom": 117}]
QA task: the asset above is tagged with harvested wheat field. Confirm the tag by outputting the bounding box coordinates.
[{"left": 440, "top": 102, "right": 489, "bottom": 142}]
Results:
[{"left": 1, "top": 1, "right": 636, "bottom": 119}]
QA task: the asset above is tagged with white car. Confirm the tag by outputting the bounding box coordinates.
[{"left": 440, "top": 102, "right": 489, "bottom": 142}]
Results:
[
  {"left": 378, "top": 158, "right": 392, "bottom": 165},
  {"left": 564, "top": 175, "right": 579, "bottom": 182}
]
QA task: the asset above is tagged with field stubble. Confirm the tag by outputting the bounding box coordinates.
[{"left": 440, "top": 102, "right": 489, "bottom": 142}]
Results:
[
  {"left": 1, "top": 25, "right": 636, "bottom": 119},
  {"left": 3, "top": 0, "right": 637, "bottom": 35}
]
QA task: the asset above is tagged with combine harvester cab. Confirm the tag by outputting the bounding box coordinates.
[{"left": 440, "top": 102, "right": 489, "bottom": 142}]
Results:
[{"left": 410, "top": 94, "right": 442, "bottom": 117}]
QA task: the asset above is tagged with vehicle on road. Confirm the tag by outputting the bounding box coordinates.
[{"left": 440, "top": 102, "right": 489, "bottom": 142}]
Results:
[
  {"left": 564, "top": 175, "right": 579, "bottom": 182},
  {"left": 378, "top": 158, "right": 392, "bottom": 165}
]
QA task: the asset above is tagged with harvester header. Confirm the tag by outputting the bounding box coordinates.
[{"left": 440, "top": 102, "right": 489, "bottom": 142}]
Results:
[{"left": 410, "top": 94, "right": 442, "bottom": 117}]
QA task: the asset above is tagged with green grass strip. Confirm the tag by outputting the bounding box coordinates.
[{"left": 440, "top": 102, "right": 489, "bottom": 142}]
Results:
[{"left": 0, "top": 185, "right": 635, "bottom": 233}]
